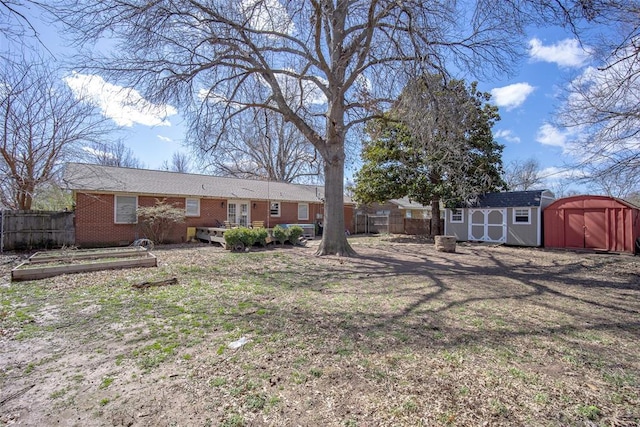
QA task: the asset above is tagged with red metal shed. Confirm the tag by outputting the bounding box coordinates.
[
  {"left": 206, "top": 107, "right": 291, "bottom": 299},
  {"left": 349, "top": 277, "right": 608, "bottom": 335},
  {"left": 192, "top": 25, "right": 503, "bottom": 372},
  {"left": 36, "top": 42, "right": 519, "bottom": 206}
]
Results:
[{"left": 544, "top": 195, "right": 640, "bottom": 253}]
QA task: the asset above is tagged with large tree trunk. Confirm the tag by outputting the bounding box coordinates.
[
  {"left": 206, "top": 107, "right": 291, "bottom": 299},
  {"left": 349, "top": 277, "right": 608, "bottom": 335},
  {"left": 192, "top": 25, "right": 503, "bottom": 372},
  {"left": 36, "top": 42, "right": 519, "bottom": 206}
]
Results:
[
  {"left": 316, "top": 143, "right": 356, "bottom": 256},
  {"left": 431, "top": 198, "right": 442, "bottom": 236}
]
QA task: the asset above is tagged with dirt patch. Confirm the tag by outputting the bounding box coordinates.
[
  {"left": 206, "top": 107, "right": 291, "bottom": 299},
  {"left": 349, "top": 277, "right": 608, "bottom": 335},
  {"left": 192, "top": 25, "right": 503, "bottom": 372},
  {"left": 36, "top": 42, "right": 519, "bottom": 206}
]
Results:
[{"left": 1, "top": 237, "right": 639, "bottom": 426}]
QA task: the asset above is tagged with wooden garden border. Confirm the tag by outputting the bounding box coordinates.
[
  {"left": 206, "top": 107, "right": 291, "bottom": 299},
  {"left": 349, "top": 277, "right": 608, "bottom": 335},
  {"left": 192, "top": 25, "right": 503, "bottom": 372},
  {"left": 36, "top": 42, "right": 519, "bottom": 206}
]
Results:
[{"left": 11, "top": 249, "right": 157, "bottom": 281}]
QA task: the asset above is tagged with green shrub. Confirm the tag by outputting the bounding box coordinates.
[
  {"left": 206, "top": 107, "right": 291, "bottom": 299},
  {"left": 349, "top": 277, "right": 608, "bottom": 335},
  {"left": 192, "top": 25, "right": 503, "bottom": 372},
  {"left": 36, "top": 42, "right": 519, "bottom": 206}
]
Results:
[
  {"left": 288, "top": 225, "right": 304, "bottom": 244},
  {"left": 223, "top": 228, "right": 242, "bottom": 248},
  {"left": 253, "top": 228, "right": 269, "bottom": 246},
  {"left": 224, "top": 227, "right": 267, "bottom": 251},
  {"left": 272, "top": 225, "right": 288, "bottom": 244},
  {"left": 242, "top": 228, "right": 258, "bottom": 247}
]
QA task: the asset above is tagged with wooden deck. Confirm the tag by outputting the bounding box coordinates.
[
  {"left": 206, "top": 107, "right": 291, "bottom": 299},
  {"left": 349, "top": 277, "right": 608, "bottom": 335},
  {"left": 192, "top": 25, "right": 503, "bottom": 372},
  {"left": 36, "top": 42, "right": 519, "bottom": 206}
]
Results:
[
  {"left": 196, "top": 224, "right": 316, "bottom": 249},
  {"left": 195, "top": 227, "right": 228, "bottom": 248}
]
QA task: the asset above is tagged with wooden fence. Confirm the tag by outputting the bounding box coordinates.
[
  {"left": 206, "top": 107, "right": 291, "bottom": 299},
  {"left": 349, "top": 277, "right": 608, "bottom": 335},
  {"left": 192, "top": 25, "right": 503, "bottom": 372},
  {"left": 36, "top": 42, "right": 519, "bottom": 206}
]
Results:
[
  {"left": 354, "top": 213, "right": 444, "bottom": 236},
  {"left": 1, "top": 210, "right": 75, "bottom": 251}
]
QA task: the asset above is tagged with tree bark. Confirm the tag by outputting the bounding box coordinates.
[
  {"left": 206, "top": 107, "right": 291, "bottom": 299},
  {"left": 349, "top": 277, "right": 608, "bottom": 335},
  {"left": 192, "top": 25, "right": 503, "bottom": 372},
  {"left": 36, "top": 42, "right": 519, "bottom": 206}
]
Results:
[
  {"left": 315, "top": 143, "right": 355, "bottom": 256},
  {"left": 431, "top": 198, "right": 442, "bottom": 236}
]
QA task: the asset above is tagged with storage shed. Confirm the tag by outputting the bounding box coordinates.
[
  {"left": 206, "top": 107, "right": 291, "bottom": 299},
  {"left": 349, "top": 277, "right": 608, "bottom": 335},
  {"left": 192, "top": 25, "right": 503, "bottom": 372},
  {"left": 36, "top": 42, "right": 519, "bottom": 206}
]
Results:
[
  {"left": 543, "top": 195, "right": 640, "bottom": 254},
  {"left": 444, "top": 190, "right": 555, "bottom": 246}
]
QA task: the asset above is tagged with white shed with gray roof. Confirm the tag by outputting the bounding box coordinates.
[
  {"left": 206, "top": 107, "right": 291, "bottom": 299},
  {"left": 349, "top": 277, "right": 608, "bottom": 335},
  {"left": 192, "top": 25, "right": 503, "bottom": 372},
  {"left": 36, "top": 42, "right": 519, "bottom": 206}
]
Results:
[{"left": 444, "top": 190, "right": 555, "bottom": 246}]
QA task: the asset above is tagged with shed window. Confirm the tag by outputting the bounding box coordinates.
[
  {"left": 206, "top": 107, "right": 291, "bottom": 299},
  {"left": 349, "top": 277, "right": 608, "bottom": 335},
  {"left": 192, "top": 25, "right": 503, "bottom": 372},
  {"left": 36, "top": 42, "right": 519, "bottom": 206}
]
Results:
[
  {"left": 115, "top": 195, "right": 137, "bottom": 224},
  {"left": 270, "top": 202, "right": 281, "bottom": 217},
  {"left": 298, "top": 203, "right": 309, "bottom": 220},
  {"left": 513, "top": 208, "right": 531, "bottom": 224},
  {"left": 450, "top": 209, "right": 463, "bottom": 223},
  {"left": 185, "top": 198, "right": 200, "bottom": 216}
]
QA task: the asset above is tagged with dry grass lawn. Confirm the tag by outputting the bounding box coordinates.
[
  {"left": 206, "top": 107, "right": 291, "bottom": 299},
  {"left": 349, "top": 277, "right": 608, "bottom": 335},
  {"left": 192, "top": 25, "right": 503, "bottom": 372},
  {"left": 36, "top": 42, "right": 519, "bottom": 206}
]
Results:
[{"left": 1, "top": 236, "right": 639, "bottom": 426}]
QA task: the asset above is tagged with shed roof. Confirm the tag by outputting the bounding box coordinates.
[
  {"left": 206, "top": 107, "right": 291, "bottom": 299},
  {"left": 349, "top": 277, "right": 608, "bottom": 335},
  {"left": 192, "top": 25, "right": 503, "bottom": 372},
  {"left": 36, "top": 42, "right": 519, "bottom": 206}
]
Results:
[
  {"left": 461, "top": 190, "right": 553, "bottom": 208},
  {"left": 545, "top": 194, "right": 640, "bottom": 211},
  {"left": 63, "top": 163, "right": 351, "bottom": 204},
  {"left": 390, "top": 198, "right": 431, "bottom": 210}
]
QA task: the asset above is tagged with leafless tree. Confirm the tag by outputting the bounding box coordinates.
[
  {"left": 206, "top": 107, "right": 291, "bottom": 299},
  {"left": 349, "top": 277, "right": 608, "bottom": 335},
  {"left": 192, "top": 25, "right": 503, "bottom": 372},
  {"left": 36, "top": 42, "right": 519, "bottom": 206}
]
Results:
[
  {"left": 1, "top": 1, "right": 41, "bottom": 44},
  {"left": 557, "top": 2, "right": 640, "bottom": 184},
  {"left": 0, "top": 56, "right": 109, "bottom": 209},
  {"left": 161, "top": 152, "right": 193, "bottom": 174},
  {"left": 82, "top": 140, "right": 144, "bottom": 169},
  {"left": 503, "top": 158, "right": 544, "bottom": 191},
  {"left": 549, "top": 181, "right": 581, "bottom": 199},
  {"left": 201, "top": 109, "right": 323, "bottom": 183},
  {"left": 585, "top": 167, "right": 640, "bottom": 199},
  {"left": 50, "top": 0, "right": 609, "bottom": 255}
]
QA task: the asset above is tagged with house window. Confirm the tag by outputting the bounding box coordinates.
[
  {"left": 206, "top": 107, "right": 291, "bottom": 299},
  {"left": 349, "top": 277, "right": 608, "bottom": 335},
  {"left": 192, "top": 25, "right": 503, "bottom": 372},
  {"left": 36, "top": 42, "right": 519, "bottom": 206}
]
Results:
[
  {"left": 405, "top": 210, "right": 412, "bottom": 219},
  {"left": 376, "top": 210, "right": 390, "bottom": 215},
  {"left": 185, "top": 198, "right": 200, "bottom": 217},
  {"left": 513, "top": 208, "right": 531, "bottom": 224},
  {"left": 115, "top": 195, "right": 137, "bottom": 224},
  {"left": 270, "top": 202, "right": 281, "bottom": 217},
  {"left": 450, "top": 209, "right": 463, "bottom": 223},
  {"left": 298, "top": 203, "right": 309, "bottom": 221}
]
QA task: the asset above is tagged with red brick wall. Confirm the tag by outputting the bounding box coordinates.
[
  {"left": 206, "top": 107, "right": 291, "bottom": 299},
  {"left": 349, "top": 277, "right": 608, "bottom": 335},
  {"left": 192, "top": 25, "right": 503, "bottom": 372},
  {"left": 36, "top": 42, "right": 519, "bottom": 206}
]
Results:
[
  {"left": 75, "top": 193, "right": 229, "bottom": 247},
  {"left": 251, "top": 201, "right": 269, "bottom": 225},
  {"left": 74, "top": 192, "right": 355, "bottom": 247},
  {"left": 75, "top": 193, "right": 134, "bottom": 247}
]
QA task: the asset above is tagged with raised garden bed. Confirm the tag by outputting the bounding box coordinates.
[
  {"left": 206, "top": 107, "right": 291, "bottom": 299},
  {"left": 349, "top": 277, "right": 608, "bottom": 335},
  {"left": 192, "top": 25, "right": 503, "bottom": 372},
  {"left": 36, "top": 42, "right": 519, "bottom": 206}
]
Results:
[{"left": 11, "top": 247, "right": 157, "bottom": 281}]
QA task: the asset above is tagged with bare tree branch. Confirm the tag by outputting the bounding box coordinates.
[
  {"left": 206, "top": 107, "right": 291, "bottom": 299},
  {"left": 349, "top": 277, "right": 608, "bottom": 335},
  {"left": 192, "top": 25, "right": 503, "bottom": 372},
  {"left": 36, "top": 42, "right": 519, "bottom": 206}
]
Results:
[
  {"left": 47, "top": 0, "right": 597, "bottom": 254},
  {"left": 0, "top": 55, "right": 111, "bottom": 209}
]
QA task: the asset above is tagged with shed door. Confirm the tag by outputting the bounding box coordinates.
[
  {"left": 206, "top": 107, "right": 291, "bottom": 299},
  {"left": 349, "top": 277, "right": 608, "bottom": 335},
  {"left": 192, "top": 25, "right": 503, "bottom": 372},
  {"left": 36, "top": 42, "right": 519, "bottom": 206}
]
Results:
[
  {"left": 468, "top": 209, "right": 506, "bottom": 243},
  {"left": 565, "top": 209, "right": 606, "bottom": 249},
  {"left": 584, "top": 209, "right": 606, "bottom": 249}
]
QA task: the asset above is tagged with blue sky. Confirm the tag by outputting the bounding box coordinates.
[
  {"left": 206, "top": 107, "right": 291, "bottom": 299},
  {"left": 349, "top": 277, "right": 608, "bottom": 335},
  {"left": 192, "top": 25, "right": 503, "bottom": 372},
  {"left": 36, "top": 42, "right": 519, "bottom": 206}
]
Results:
[
  {"left": 7, "top": 5, "right": 596, "bottom": 194},
  {"left": 479, "top": 30, "right": 593, "bottom": 194}
]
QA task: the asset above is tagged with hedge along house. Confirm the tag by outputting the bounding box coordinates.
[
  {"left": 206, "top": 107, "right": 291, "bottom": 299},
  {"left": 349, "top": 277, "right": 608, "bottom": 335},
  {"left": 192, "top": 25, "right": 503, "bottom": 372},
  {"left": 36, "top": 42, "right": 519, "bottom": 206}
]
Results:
[
  {"left": 63, "top": 163, "right": 355, "bottom": 247},
  {"left": 354, "top": 198, "right": 432, "bottom": 235},
  {"left": 444, "top": 190, "right": 556, "bottom": 246},
  {"left": 544, "top": 195, "right": 640, "bottom": 254}
]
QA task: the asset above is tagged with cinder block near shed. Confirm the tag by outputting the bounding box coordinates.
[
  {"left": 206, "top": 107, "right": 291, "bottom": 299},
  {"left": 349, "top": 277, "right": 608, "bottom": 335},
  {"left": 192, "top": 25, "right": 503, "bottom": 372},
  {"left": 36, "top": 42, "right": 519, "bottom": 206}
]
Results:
[{"left": 435, "top": 235, "right": 457, "bottom": 252}]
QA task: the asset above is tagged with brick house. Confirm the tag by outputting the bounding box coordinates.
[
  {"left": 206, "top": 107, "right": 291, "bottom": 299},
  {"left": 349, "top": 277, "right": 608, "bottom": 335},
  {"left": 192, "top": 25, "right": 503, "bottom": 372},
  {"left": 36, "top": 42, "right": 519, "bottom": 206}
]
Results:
[{"left": 63, "top": 163, "right": 354, "bottom": 247}]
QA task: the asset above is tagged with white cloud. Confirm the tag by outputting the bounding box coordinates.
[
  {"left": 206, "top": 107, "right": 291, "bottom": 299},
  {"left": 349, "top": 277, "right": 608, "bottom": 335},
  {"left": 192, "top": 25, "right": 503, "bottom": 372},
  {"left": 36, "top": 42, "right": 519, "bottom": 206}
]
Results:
[
  {"left": 536, "top": 123, "right": 569, "bottom": 148},
  {"left": 240, "top": 0, "right": 295, "bottom": 37},
  {"left": 81, "top": 146, "right": 114, "bottom": 158},
  {"left": 64, "top": 72, "right": 177, "bottom": 127},
  {"left": 494, "top": 129, "right": 521, "bottom": 144},
  {"left": 157, "top": 135, "right": 173, "bottom": 143},
  {"left": 274, "top": 72, "right": 327, "bottom": 106},
  {"left": 199, "top": 70, "right": 327, "bottom": 110},
  {"left": 539, "top": 166, "right": 578, "bottom": 181},
  {"left": 538, "top": 166, "right": 586, "bottom": 193},
  {"left": 490, "top": 83, "right": 535, "bottom": 110},
  {"left": 528, "top": 38, "right": 591, "bottom": 68}
]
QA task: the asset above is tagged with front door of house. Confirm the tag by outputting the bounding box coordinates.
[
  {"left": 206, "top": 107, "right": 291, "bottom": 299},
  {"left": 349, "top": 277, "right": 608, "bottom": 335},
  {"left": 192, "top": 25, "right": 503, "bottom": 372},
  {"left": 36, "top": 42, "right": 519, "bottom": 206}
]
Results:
[{"left": 228, "top": 200, "right": 250, "bottom": 227}]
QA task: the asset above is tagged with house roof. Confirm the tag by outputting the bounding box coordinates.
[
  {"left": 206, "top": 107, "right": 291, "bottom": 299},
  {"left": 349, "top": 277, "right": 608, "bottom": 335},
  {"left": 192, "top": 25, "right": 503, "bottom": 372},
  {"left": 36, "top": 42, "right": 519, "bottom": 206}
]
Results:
[
  {"left": 63, "top": 163, "right": 351, "bottom": 204},
  {"left": 462, "top": 190, "right": 553, "bottom": 208},
  {"left": 390, "top": 198, "right": 431, "bottom": 210}
]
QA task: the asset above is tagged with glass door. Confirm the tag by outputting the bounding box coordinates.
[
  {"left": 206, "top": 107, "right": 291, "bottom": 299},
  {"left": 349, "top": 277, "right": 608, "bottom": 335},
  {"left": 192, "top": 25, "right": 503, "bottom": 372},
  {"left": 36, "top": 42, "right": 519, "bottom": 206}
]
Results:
[{"left": 228, "top": 201, "right": 250, "bottom": 227}]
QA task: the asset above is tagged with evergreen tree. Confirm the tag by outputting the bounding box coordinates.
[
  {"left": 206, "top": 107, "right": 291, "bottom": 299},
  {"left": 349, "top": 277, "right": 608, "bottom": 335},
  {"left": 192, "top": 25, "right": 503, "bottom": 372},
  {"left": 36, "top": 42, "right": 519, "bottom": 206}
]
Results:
[{"left": 353, "top": 75, "right": 505, "bottom": 235}]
